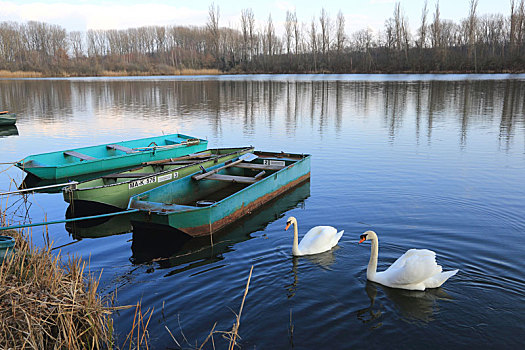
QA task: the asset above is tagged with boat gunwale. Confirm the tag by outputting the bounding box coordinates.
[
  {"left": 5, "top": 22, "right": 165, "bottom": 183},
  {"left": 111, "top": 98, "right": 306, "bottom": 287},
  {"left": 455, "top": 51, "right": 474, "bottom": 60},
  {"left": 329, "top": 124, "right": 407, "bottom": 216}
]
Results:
[
  {"left": 67, "top": 147, "right": 255, "bottom": 192},
  {"left": 129, "top": 152, "right": 311, "bottom": 215},
  {"left": 16, "top": 133, "right": 207, "bottom": 169}
]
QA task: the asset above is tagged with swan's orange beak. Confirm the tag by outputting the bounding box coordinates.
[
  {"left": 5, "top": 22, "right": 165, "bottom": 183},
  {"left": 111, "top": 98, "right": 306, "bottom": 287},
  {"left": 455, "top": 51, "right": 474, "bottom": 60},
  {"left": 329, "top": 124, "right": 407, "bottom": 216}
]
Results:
[
  {"left": 358, "top": 237, "right": 365, "bottom": 244},
  {"left": 358, "top": 234, "right": 366, "bottom": 244},
  {"left": 285, "top": 222, "right": 291, "bottom": 231}
]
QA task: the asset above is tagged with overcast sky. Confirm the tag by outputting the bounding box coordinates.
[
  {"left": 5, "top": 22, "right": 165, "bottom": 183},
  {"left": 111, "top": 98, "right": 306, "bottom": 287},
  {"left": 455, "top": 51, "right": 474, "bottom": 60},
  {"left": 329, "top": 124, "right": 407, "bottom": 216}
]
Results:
[{"left": 0, "top": 0, "right": 509, "bottom": 35}]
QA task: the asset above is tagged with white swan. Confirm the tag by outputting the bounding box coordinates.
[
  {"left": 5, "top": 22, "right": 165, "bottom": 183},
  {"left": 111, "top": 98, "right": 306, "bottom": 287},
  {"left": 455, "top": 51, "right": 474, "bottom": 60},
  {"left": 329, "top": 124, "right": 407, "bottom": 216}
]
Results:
[
  {"left": 285, "top": 216, "right": 344, "bottom": 256},
  {"left": 359, "top": 230, "right": 458, "bottom": 291}
]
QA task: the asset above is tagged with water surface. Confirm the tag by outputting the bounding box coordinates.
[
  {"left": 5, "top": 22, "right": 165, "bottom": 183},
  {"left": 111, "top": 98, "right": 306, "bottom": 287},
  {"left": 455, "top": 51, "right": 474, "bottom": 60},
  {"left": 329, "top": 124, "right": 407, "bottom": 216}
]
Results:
[{"left": 1, "top": 74, "right": 525, "bottom": 348}]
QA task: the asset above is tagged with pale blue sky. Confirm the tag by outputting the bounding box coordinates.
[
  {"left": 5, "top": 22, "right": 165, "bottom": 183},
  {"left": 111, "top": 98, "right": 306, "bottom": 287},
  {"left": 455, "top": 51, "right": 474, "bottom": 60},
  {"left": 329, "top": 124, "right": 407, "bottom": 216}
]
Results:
[{"left": 0, "top": 0, "right": 509, "bottom": 35}]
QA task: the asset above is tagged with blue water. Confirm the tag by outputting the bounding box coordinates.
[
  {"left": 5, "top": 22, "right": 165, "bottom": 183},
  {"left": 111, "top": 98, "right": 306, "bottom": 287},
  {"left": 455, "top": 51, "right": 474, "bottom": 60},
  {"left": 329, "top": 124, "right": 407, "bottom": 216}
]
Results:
[{"left": 1, "top": 75, "right": 525, "bottom": 348}]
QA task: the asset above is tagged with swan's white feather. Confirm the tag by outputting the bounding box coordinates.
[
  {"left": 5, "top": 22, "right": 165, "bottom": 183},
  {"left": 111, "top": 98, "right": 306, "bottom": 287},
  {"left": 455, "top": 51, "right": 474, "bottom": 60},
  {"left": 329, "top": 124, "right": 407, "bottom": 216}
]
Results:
[
  {"left": 296, "top": 225, "right": 343, "bottom": 256},
  {"left": 362, "top": 231, "right": 458, "bottom": 291}
]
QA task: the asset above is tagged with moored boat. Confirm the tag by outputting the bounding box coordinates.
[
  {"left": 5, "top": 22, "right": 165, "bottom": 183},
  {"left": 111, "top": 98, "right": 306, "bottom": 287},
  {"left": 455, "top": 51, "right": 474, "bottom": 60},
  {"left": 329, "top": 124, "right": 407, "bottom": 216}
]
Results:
[
  {"left": 128, "top": 151, "right": 311, "bottom": 237},
  {"left": 63, "top": 147, "right": 254, "bottom": 211},
  {"left": 16, "top": 133, "right": 207, "bottom": 181},
  {"left": 0, "top": 111, "right": 16, "bottom": 126}
]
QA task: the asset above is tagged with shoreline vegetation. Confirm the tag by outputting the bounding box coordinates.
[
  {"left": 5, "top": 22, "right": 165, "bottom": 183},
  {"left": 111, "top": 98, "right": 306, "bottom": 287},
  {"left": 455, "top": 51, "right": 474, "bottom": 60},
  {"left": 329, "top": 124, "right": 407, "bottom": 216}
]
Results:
[
  {"left": 0, "top": 1, "right": 524, "bottom": 77},
  {"left": 0, "top": 220, "right": 150, "bottom": 349},
  {"left": 0, "top": 229, "right": 118, "bottom": 349},
  {"left": 0, "top": 220, "right": 252, "bottom": 348}
]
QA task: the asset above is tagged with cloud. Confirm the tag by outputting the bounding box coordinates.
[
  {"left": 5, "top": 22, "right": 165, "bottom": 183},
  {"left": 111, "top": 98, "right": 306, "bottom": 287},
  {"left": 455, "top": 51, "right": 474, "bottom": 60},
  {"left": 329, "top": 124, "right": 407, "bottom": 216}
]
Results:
[{"left": 0, "top": 1, "right": 207, "bottom": 31}]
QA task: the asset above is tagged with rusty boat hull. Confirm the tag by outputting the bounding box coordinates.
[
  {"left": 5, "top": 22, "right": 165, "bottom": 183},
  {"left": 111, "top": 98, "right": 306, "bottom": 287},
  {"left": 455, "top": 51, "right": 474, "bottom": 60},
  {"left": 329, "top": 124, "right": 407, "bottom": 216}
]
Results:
[{"left": 128, "top": 151, "right": 311, "bottom": 237}]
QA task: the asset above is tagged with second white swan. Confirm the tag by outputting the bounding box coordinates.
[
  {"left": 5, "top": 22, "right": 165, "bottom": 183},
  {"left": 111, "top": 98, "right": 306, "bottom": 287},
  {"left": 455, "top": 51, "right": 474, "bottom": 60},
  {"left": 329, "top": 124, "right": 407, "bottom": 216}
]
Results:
[
  {"left": 285, "top": 216, "right": 344, "bottom": 256},
  {"left": 359, "top": 230, "right": 458, "bottom": 291}
]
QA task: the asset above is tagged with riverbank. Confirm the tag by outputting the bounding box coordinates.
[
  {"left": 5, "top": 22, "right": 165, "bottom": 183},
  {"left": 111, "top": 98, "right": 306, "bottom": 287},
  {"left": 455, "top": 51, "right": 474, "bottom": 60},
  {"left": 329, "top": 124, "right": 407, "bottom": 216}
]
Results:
[{"left": 0, "top": 68, "right": 222, "bottom": 78}]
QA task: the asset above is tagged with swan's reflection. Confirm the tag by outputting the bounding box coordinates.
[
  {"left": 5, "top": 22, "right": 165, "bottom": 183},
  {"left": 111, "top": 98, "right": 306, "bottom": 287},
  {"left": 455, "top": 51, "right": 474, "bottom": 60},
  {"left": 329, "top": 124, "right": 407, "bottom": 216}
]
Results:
[
  {"left": 358, "top": 281, "right": 454, "bottom": 325},
  {"left": 287, "top": 248, "right": 338, "bottom": 299},
  {"left": 356, "top": 281, "right": 383, "bottom": 326}
]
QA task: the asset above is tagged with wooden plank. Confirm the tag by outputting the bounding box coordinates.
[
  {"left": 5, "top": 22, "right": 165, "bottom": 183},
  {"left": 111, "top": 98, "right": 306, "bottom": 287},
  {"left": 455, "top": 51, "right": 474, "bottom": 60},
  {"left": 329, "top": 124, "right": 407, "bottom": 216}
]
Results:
[
  {"left": 64, "top": 151, "right": 97, "bottom": 161},
  {"left": 234, "top": 163, "right": 284, "bottom": 171},
  {"left": 101, "top": 173, "right": 153, "bottom": 179},
  {"left": 205, "top": 174, "right": 257, "bottom": 184},
  {"left": 192, "top": 158, "right": 244, "bottom": 181},
  {"left": 143, "top": 152, "right": 211, "bottom": 165},
  {"left": 107, "top": 144, "right": 134, "bottom": 153},
  {"left": 254, "top": 170, "right": 266, "bottom": 179}
]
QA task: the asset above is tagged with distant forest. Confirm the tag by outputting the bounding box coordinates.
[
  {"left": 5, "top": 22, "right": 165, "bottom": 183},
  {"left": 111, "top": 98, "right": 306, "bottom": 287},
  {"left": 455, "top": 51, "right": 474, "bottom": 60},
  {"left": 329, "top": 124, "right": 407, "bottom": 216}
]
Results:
[{"left": 0, "top": 0, "right": 524, "bottom": 76}]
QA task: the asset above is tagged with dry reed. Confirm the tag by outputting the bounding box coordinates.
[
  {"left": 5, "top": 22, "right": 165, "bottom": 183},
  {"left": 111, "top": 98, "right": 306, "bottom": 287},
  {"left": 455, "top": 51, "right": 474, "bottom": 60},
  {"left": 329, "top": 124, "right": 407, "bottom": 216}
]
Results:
[
  {"left": 0, "top": 70, "right": 44, "bottom": 78},
  {"left": 190, "top": 265, "right": 253, "bottom": 350},
  {"left": 0, "top": 228, "right": 116, "bottom": 349}
]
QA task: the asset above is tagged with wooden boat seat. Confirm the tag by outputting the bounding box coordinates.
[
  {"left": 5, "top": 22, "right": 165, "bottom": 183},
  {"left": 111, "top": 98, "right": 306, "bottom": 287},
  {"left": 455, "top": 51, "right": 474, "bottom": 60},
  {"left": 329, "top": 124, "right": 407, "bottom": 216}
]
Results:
[
  {"left": 101, "top": 173, "right": 153, "bottom": 179},
  {"left": 234, "top": 162, "right": 285, "bottom": 171},
  {"left": 64, "top": 151, "right": 97, "bottom": 161},
  {"left": 205, "top": 171, "right": 265, "bottom": 184},
  {"left": 106, "top": 144, "right": 134, "bottom": 153}
]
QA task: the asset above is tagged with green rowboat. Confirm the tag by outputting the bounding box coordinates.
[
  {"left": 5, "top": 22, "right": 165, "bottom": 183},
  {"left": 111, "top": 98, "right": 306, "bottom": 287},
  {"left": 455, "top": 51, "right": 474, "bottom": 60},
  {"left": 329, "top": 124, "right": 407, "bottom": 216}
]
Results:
[
  {"left": 128, "top": 151, "right": 311, "bottom": 237},
  {"left": 0, "top": 111, "right": 16, "bottom": 126},
  {"left": 16, "top": 133, "right": 207, "bottom": 180},
  {"left": 63, "top": 147, "right": 254, "bottom": 211}
]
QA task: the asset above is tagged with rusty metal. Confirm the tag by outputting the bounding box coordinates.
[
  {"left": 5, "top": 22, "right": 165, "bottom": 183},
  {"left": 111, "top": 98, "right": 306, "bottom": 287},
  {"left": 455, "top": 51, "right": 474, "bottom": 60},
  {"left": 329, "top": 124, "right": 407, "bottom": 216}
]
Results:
[{"left": 179, "top": 172, "right": 311, "bottom": 237}]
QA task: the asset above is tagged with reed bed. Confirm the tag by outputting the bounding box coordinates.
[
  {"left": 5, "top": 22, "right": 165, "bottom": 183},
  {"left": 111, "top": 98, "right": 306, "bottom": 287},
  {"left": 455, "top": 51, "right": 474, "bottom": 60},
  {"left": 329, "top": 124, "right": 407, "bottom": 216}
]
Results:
[
  {"left": 0, "top": 228, "right": 116, "bottom": 349},
  {"left": 0, "top": 70, "right": 44, "bottom": 78}
]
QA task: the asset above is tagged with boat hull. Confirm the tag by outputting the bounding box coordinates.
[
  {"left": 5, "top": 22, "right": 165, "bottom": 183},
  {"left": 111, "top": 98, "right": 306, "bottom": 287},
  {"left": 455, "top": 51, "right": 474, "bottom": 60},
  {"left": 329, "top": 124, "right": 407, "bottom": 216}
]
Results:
[
  {"left": 63, "top": 147, "right": 254, "bottom": 210},
  {"left": 16, "top": 133, "right": 207, "bottom": 180},
  {"left": 0, "top": 113, "right": 16, "bottom": 126},
  {"left": 129, "top": 151, "right": 311, "bottom": 237}
]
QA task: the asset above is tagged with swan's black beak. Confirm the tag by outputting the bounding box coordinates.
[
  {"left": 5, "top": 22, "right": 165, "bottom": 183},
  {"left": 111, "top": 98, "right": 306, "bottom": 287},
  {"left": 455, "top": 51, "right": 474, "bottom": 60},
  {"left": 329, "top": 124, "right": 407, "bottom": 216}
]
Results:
[
  {"left": 285, "top": 222, "right": 291, "bottom": 231},
  {"left": 358, "top": 234, "right": 367, "bottom": 244}
]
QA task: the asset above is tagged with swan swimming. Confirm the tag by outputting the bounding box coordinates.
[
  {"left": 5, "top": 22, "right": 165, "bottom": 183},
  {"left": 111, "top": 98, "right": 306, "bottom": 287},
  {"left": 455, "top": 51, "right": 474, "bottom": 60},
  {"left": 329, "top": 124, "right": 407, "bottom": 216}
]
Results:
[
  {"left": 359, "top": 230, "right": 458, "bottom": 291},
  {"left": 285, "top": 216, "right": 344, "bottom": 256}
]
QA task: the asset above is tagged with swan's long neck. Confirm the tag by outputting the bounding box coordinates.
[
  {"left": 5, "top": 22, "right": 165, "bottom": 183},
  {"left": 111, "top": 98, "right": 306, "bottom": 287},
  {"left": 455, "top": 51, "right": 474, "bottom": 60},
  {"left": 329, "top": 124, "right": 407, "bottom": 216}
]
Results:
[
  {"left": 292, "top": 221, "right": 301, "bottom": 256},
  {"left": 367, "top": 237, "right": 378, "bottom": 280}
]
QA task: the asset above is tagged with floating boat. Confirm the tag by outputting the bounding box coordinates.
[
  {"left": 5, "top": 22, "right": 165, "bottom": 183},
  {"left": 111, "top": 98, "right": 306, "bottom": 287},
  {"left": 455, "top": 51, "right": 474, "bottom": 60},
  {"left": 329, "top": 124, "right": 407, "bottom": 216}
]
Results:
[
  {"left": 131, "top": 180, "right": 311, "bottom": 267},
  {"left": 16, "top": 133, "right": 207, "bottom": 181},
  {"left": 63, "top": 147, "right": 254, "bottom": 211},
  {"left": 0, "top": 111, "right": 17, "bottom": 126},
  {"left": 128, "top": 151, "right": 311, "bottom": 237}
]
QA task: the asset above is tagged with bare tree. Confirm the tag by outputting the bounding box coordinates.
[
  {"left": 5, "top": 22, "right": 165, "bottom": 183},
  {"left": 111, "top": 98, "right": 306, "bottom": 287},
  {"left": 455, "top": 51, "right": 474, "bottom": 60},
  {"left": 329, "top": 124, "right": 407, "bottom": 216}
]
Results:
[
  {"left": 467, "top": 0, "right": 479, "bottom": 70},
  {"left": 206, "top": 3, "right": 220, "bottom": 64},
  {"left": 417, "top": 0, "right": 428, "bottom": 49},
  {"left": 319, "top": 8, "right": 330, "bottom": 56},
  {"left": 335, "top": 10, "right": 346, "bottom": 55},
  {"left": 285, "top": 10, "right": 294, "bottom": 56},
  {"left": 266, "top": 14, "right": 275, "bottom": 56}
]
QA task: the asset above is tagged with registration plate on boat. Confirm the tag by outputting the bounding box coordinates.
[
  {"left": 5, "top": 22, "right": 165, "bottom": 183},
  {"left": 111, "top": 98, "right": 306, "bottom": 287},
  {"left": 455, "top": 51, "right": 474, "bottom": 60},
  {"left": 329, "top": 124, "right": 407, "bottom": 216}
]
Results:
[
  {"left": 129, "top": 176, "right": 156, "bottom": 189},
  {"left": 263, "top": 160, "right": 285, "bottom": 167},
  {"left": 158, "top": 172, "right": 178, "bottom": 183}
]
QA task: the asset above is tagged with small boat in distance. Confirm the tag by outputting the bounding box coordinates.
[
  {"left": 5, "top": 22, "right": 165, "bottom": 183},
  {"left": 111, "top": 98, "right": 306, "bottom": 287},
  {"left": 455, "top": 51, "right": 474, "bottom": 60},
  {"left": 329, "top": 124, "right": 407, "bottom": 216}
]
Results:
[
  {"left": 63, "top": 147, "right": 254, "bottom": 212},
  {"left": 129, "top": 151, "right": 311, "bottom": 237},
  {"left": 0, "top": 111, "right": 17, "bottom": 126},
  {"left": 16, "top": 133, "right": 208, "bottom": 181}
]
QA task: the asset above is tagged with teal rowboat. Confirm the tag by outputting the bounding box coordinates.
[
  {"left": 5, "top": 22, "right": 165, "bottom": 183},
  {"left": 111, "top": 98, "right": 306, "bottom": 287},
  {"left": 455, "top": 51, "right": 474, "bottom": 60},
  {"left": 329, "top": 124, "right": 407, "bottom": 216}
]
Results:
[
  {"left": 16, "top": 134, "right": 207, "bottom": 180},
  {"left": 128, "top": 151, "right": 311, "bottom": 237},
  {"left": 0, "top": 111, "right": 16, "bottom": 126},
  {"left": 63, "top": 147, "right": 254, "bottom": 211}
]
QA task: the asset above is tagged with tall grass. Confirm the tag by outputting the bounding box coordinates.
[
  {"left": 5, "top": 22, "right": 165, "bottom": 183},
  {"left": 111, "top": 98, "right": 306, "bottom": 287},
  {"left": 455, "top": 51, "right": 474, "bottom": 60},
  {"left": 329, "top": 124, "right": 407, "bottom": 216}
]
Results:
[
  {"left": 0, "top": 70, "right": 44, "bottom": 78},
  {"left": 0, "top": 229, "right": 116, "bottom": 349}
]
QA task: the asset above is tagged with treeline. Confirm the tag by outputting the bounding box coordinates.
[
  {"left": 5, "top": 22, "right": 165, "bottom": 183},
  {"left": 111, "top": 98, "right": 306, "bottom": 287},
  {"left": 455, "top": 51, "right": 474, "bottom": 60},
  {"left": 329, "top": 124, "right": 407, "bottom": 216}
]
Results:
[{"left": 0, "top": 0, "right": 524, "bottom": 76}]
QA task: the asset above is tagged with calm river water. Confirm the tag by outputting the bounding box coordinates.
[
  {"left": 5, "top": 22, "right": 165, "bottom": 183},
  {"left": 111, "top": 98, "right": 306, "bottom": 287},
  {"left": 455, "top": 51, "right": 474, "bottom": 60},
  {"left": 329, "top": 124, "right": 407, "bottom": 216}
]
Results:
[{"left": 1, "top": 74, "right": 525, "bottom": 348}]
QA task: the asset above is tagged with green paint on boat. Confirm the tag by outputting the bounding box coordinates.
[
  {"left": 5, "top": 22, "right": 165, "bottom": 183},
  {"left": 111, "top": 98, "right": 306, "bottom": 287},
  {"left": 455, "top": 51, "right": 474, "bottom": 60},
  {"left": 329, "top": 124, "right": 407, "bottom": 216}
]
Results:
[
  {"left": 128, "top": 151, "right": 311, "bottom": 237},
  {"left": 63, "top": 147, "right": 254, "bottom": 210},
  {"left": 16, "top": 133, "right": 208, "bottom": 180}
]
